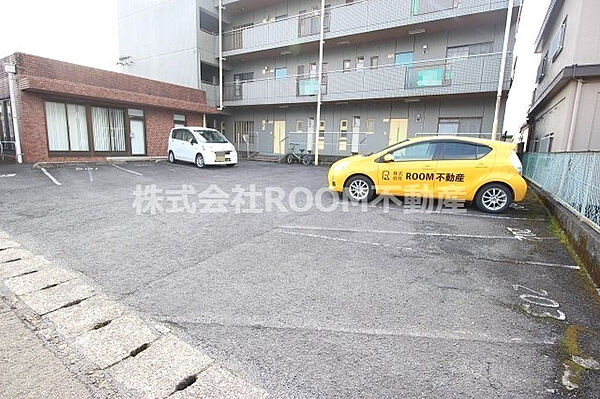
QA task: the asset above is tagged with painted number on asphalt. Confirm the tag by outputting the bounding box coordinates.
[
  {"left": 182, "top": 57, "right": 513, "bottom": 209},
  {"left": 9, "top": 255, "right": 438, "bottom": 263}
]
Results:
[
  {"left": 513, "top": 284, "right": 566, "bottom": 320},
  {"left": 507, "top": 227, "right": 540, "bottom": 241}
]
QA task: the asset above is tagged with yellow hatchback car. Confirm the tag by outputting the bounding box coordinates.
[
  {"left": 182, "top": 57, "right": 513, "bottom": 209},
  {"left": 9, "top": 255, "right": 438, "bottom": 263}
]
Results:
[{"left": 328, "top": 136, "right": 527, "bottom": 213}]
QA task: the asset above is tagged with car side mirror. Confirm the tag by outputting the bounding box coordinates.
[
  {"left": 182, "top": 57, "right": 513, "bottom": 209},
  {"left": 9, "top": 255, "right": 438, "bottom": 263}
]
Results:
[
  {"left": 383, "top": 153, "right": 394, "bottom": 162},
  {"left": 191, "top": 138, "right": 197, "bottom": 145}
]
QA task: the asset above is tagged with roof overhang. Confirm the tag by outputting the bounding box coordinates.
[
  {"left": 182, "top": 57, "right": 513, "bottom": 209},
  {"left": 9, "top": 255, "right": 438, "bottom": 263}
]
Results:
[
  {"left": 18, "top": 75, "right": 219, "bottom": 115},
  {"left": 529, "top": 64, "right": 600, "bottom": 114}
]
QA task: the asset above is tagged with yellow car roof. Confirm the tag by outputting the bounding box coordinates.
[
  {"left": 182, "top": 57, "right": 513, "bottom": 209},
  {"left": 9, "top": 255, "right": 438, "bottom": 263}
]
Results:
[{"left": 406, "top": 136, "right": 515, "bottom": 149}]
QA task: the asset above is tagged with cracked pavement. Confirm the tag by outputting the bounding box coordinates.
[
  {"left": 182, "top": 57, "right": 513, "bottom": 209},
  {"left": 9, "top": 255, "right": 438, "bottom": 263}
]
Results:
[{"left": 1, "top": 160, "right": 599, "bottom": 397}]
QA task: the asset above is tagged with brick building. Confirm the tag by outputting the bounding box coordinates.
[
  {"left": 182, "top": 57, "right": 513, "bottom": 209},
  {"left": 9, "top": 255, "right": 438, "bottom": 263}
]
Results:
[{"left": 0, "top": 53, "right": 218, "bottom": 163}]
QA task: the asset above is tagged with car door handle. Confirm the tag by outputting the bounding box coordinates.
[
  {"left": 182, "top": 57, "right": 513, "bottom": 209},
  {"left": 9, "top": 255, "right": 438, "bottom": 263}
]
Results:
[{"left": 475, "top": 163, "right": 488, "bottom": 168}]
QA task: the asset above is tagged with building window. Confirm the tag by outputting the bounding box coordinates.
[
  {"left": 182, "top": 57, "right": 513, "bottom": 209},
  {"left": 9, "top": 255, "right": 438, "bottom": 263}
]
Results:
[
  {"left": 1, "top": 99, "right": 15, "bottom": 146},
  {"left": 296, "top": 120, "right": 303, "bottom": 132},
  {"left": 412, "top": 0, "right": 458, "bottom": 16},
  {"left": 234, "top": 121, "right": 254, "bottom": 144},
  {"left": 438, "top": 117, "right": 482, "bottom": 134},
  {"left": 275, "top": 67, "right": 288, "bottom": 80},
  {"left": 199, "top": 9, "right": 219, "bottom": 35},
  {"left": 366, "top": 119, "right": 375, "bottom": 134},
  {"left": 536, "top": 53, "right": 548, "bottom": 83},
  {"left": 45, "top": 101, "right": 89, "bottom": 152},
  {"left": 92, "top": 107, "right": 126, "bottom": 152},
  {"left": 540, "top": 134, "right": 554, "bottom": 152},
  {"left": 343, "top": 59, "right": 351, "bottom": 72},
  {"left": 447, "top": 42, "right": 493, "bottom": 59},
  {"left": 356, "top": 57, "right": 365, "bottom": 70},
  {"left": 174, "top": 113, "right": 186, "bottom": 128},
  {"left": 370, "top": 56, "right": 379, "bottom": 69},
  {"left": 549, "top": 17, "right": 566, "bottom": 62},
  {"left": 395, "top": 51, "right": 414, "bottom": 66}
]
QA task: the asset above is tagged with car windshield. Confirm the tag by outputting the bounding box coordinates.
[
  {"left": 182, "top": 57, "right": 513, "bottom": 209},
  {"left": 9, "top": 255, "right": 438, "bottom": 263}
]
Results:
[
  {"left": 194, "top": 129, "right": 228, "bottom": 143},
  {"left": 366, "top": 139, "right": 410, "bottom": 156}
]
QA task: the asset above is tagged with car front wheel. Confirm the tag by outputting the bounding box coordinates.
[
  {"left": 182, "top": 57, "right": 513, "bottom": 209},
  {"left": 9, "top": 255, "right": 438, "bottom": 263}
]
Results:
[
  {"left": 475, "top": 183, "right": 513, "bottom": 213},
  {"left": 168, "top": 151, "right": 175, "bottom": 163},
  {"left": 195, "top": 154, "right": 205, "bottom": 168},
  {"left": 345, "top": 175, "right": 375, "bottom": 202}
]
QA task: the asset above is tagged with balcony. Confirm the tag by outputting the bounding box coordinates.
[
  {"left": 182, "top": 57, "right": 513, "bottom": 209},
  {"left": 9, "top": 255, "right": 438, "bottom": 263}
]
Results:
[
  {"left": 223, "top": 52, "right": 510, "bottom": 106},
  {"left": 222, "top": 0, "right": 516, "bottom": 56}
]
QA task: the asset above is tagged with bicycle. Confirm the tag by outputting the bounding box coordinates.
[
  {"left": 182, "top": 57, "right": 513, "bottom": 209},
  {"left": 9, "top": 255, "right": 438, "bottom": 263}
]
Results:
[{"left": 285, "top": 142, "right": 313, "bottom": 166}]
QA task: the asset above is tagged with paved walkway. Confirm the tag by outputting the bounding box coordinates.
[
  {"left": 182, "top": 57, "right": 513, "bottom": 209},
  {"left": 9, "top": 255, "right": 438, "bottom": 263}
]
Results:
[{"left": 0, "top": 299, "right": 92, "bottom": 399}]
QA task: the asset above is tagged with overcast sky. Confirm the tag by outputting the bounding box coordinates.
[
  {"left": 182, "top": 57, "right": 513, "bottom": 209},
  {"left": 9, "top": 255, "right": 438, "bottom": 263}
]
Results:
[{"left": 0, "top": 0, "right": 548, "bottom": 137}]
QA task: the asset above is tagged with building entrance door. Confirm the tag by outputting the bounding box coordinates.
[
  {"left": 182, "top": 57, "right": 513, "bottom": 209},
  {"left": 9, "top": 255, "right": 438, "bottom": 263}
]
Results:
[
  {"left": 351, "top": 116, "right": 361, "bottom": 153},
  {"left": 130, "top": 119, "right": 146, "bottom": 155},
  {"left": 273, "top": 121, "right": 286, "bottom": 154},
  {"left": 388, "top": 118, "right": 408, "bottom": 146}
]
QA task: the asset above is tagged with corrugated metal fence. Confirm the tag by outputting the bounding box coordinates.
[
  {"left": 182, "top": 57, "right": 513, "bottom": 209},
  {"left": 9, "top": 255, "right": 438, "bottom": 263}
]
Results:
[{"left": 522, "top": 152, "right": 600, "bottom": 231}]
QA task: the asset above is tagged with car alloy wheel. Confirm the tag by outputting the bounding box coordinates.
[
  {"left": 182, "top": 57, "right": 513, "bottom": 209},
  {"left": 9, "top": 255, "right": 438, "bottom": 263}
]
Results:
[
  {"left": 481, "top": 187, "right": 508, "bottom": 211},
  {"left": 347, "top": 178, "right": 371, "bottom": 201}
]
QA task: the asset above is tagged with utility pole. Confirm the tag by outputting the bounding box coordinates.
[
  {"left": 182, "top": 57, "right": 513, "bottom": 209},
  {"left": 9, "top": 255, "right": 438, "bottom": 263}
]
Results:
[
  {"left": 218, "top": 0, "right": 224, "bottom": 111},
  {"left": 314, "top": 0, "right": 326, "bottom": 165},
  {"left": 491, "top": 0, "right": 514, "bottom": 141}
]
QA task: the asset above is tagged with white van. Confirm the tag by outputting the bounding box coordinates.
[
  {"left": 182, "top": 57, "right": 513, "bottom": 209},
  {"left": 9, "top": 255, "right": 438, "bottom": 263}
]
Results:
[{"left": 168, "top": 127, "right": 237, "bottom": 168}]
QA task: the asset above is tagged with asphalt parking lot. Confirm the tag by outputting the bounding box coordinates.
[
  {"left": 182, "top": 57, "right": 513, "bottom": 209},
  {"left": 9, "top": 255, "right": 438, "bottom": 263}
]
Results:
[{"left": 1, "top": 160, "right": 599, "bottom": 397}]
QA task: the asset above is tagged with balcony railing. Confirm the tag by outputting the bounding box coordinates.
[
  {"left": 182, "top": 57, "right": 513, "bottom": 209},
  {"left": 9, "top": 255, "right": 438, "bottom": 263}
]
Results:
[
  {"left": 223, "top": 52, "right": 509, "bottom": 105},
  {"left": 222, "top": 0, "right": 514, "bottom": 54}
]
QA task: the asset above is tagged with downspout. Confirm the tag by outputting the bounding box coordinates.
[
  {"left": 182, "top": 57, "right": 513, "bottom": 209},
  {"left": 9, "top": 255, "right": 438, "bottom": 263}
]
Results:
[
  {"left": 4, "top": 64, "right": 23, "bottom": 163},
  {"left": 314, "top": 0, "right": 326, "bottom": 165},
  {"left": 218, "top": 0, "right": 223, "bottom": 111},
  {"left": 566, "top": 76, "right": 583, "bottom": 151},
  {"left": 491, "top": 0, "right": 514, "bottom": 140}
]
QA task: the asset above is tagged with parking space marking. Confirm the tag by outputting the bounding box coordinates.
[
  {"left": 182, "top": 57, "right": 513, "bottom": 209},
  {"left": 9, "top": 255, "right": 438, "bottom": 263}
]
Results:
[
  {"left": 112, "top": 164, "right": 143, "bottom": 176},
  {"left": 278, "top": 230, "right": 579, "bottom": 270},
  {"left": 40, "top": 168, "right": 61, "bottom": 186},
  {"left": 88, "top": 168, "right": 93, "bottom": 182},
  {"left": 279, "top": 225, "right": 558, "bottom": 240},
  {"left": 0, "top": 173, "right": 16, "bottom": 178}
]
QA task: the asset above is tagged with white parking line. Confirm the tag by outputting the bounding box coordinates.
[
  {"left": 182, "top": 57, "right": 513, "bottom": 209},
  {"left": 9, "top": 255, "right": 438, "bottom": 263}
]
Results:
[
  {"left": 278, "top": 230, "right": 579, "bottom": 270},
  {"left": 112, "top": 164, "right": 143, "bottom": 176},
  {"left": 279, "top": 225, "right": 558, "bottom": 240},
  {"left": 40, "top": 168, "right": 61, "bottom": 186},
  {"left": 88, "top": 168, "right": 93, "bottom": 182},
  {"left": 0, "top": 174, "right": 16, "bottom": 178}
]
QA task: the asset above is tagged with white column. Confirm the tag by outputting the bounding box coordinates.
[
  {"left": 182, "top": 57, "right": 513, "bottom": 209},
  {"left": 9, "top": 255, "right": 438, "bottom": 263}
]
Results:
[
  {"left": 4, "top": 64, "right": 23, "bottom": 163},
  {"left": 491, "top": 0, "right": 514, "bottom": 141},
  {"left": 314, "top": 0, "right": 326, "bottom": 165},
  {"left": 218, "top": 0, "right": 224, "bottom": 111}
]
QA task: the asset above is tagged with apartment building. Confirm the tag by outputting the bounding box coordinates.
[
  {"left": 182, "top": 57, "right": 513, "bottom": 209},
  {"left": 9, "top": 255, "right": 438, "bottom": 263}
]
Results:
[
  {"left": 118, "top": 0, "right": 519, "bottom": 158},
  {"left": 527, "top": 0, "right": 600, "bottom": 152}
]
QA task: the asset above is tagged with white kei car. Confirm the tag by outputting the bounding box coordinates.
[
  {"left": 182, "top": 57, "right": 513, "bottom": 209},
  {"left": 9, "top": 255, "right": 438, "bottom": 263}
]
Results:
[{"left": 167, "top": 127, "right": 237, "bottom": 168}]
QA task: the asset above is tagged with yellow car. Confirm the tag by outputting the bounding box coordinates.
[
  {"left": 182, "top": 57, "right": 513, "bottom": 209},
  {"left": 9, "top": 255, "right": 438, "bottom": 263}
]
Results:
[{"left": 328, "top": 136, "right": 527, "bottom": 213}]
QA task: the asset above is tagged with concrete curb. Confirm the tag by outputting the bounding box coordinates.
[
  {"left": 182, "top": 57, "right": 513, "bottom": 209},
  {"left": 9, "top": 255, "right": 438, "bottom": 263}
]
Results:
[
  {"left": 528, "top": 182, "right": 600, "bottom": 288},
  {"left": 0, "top": 232, "right": 268, "bottom": 398}
]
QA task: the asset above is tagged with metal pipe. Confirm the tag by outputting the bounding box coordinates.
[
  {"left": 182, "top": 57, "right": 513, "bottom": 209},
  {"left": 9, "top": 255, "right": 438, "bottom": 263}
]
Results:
[
  {"left": 218, "top": 0, "right": 224, "bottom": 111},
  {"left": 491, "top": 0, "right": 514, "bottom": 141},
  {"left": 5, "top": 64, "right": 23, "bottom": 163},
  {"left": 314, "top": 0, "right": 326, "bottom": 165},
  {"left": 566, "top": 78, "right": 583, "bottom": 151}
]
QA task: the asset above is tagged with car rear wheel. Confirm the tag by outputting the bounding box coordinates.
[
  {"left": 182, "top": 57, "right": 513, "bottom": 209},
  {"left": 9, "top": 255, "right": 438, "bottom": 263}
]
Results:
[
  {"left": 195, "top": 154, "right": 205, "bottom": 168},
  {"left": 168, "top": 151, "right": 176, "bottom": 163},
  {"left": 475, "top": 183, "right": 513, "bottom": 213},
  {"left": 345, "top": 175, "right": 375, "bottom": 202}
]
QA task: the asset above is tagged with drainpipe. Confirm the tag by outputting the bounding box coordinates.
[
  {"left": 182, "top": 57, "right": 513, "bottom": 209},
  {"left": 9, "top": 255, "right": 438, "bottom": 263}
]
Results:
[
  {"left": 566, "top": 77, "right": 583, "bottom": 151},
  {"left": 314, "top": 0, "right": 326, "bottom": 165},
  {"left": 4, "top": 64, "right": 23, "bottom": 163},
  {"left": 491, "top": 0, "right": 514, "bottom": 141},
  {"left": 218, "top": 0, "right": 224, "bottom": 111}
]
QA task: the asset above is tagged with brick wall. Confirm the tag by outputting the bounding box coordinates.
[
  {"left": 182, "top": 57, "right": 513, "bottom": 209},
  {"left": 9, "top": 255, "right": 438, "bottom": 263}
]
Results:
[{"left": 9, "top": 53, "right": 207, "bottom": 104}]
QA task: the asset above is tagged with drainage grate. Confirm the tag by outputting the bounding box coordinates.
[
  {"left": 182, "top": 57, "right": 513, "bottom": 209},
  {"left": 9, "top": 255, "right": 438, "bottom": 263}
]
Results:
[{"left": 174, "top": 374, "right": 197, "bottom": 392}]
